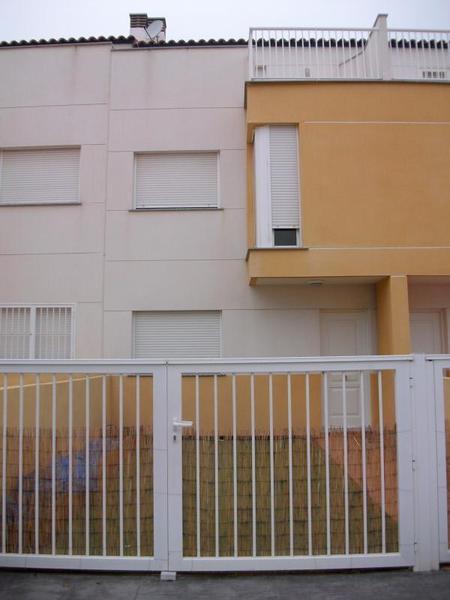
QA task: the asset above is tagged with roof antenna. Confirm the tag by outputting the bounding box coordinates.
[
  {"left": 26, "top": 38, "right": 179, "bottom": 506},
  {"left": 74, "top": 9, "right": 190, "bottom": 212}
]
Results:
[{"left": 144, "top": 19, "right": 164, "bottom": 40}]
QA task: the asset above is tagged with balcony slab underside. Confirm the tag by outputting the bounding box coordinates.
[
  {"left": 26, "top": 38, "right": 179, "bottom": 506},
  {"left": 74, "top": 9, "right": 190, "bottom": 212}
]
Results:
[{"left": 247, "top": 247, "right": 450, "bottom": 285}]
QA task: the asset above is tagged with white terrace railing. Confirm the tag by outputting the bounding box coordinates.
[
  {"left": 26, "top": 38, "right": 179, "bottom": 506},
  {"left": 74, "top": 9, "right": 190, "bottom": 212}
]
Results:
[{"left": 248, "top": 27, "right": 450, "bottom": 81}]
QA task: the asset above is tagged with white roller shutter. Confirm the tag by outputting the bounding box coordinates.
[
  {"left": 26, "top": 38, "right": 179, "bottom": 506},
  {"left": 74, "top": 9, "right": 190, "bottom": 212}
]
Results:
[
  {"left": 135, "top": 152, "right": 218, "bottom": 208},
  {"left": 133, "top": 311, "right": 221, "bottom": 359},
  {"left": 0, "top": 148, "right": 80, "bottom": 205},
  {"left": 269, "top": 126, "right": 300, "bottom": 228}
]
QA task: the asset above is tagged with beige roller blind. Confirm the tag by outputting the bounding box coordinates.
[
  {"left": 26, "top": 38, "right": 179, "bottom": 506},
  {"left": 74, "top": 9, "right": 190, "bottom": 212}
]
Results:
[
  {"left": 135, "top": 152, "right": 218, "bottom": 208},
  {"left": 269, "top": 126, "right": 300, "bottom": 228},
  {"left": 0, "top": 148, "right": 80, "bottom": 205},
  {"left": 133, "top": 311, "right": 221, "bottom": 359}
]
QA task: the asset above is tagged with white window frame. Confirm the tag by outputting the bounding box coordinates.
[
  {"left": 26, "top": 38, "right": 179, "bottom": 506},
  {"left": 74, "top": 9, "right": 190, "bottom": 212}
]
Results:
[
  {"left": 253, "top": 126, "right": 302, "bottom": 248},
  {"left": 133, "top": 150, "right": 220, "bottom": 210},
  {"left": 0, "top": 303, "right": 75, "bottom": 359},
  {"left": 0, "top": 146, "right": 81, "bottom": 207}
]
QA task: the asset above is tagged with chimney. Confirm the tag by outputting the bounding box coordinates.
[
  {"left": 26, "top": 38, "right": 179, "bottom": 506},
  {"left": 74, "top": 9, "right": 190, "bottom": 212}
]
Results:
[{"left": 129, "top": 13, "right": 167, "bottom": 42}]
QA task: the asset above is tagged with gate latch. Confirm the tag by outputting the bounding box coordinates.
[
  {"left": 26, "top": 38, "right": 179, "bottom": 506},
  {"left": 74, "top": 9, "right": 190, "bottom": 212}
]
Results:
[{"left": 173, "top": 418, "right": 193, "bottom": 441}]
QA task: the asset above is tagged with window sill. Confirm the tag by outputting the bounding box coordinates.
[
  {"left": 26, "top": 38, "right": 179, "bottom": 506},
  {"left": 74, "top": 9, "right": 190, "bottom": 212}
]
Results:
[
  {"left": 248, "top": 246, "right": 309, "bottom": 251},
  {"left": 0, "top": 202, "right": 82, "bottom": 207},
  {"left": 129, "top": 207, "right": 223, "bottom": 213}
]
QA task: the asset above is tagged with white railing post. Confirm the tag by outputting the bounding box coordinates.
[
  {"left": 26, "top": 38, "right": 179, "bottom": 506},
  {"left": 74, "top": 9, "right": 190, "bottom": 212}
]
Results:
[
  {"left": 410, "top": 354, "right": 440, "bottom": 571},
  {"left": 372, "top": 14, "right": 391, "bottom": 80},
  {"left": 248, "top": 29, "right": 254, "bottom": 79}
]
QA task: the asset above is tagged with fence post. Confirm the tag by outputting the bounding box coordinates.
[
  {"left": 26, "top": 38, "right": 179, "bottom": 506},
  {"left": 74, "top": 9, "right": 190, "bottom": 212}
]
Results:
[
  {"left": 410, "top": 354, "right": 440, "bottom": 570},
  {"left": 153, "top": 364, "right": 170, "bottom": 571}
]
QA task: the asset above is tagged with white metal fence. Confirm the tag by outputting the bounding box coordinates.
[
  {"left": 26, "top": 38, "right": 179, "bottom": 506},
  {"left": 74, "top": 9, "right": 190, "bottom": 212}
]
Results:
[
  {"left": 248, "top": 27, "right": 450, "bottom": 81},
  {"left": 0, "top": 355, "right": 448, "bottom": 572}
]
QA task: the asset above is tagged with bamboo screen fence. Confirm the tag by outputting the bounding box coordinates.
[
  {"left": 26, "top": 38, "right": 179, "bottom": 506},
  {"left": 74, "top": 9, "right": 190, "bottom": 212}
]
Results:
[
  {"left": 182, "top": 428, "right": 398, "bottom": 557},
  {"left": 2, "top": 371, "right": 448, "bottom": 559}
]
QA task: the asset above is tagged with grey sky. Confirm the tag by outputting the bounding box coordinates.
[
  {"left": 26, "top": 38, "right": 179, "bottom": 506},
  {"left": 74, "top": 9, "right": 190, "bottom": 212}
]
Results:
[{"left": 0, "top": 0, "right": 449, "bottom": 43}]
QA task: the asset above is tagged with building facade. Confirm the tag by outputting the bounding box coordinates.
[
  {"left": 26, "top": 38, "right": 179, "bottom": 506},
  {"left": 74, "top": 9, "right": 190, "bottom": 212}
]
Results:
[{"left": 0, "top": 13, "right": 449, "bottom": 362}]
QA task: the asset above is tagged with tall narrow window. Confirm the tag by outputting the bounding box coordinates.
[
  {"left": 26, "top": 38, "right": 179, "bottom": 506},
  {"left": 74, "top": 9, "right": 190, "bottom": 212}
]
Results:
[
  {"left": 0, "top": 148, "right": 80, "bottom": 205},
  {"left": 0, "top": 305, "right": 73, "bottom": 359},
  {"left": 254, "top": 125, "right": 300, "bottom": 247}
]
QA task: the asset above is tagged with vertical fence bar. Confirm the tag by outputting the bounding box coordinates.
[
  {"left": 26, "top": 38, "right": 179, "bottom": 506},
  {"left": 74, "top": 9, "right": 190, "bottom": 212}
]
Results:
[
  {"left": 195, "top": 375, "right": 200, "bottom": 557},
  {"left": 119, "top": 375, "right": 124, "bottom": 557},
  {"left": 68, "top": 375, "right": 72, "bottom": 556},
  {"left": 360, "top": 371, "right": 368, "bottom": 554},
  {"left": 287, "top": 373, "right": 294, "bottom": 556},
  {"left": 251, "top": 374, "right": 256, "bottom": 557},
  {"left": 214, "top": 374, "right": 219, "bottom": 557},
  {"left": 35, "top": 374, "right": 40, "bottom": 554},
  {"left": 85, "top": 375, "right": 90, "bottom": 556},
  {"left": 51, "top": 375, "right": 56, "bottom": 555},
  {"left": 261, "top": 29, "right": 265, "bottom": 78},
  {"left": 378, "top": 371, "right": 386, "bottom": 553},
  {"left": 18, "top": 374, "right": 24, "bottom": 554},
  {"left": 136, "top": 374, "right": 141, "bottom": 557},
  {"left": 1, "top": 375, "right": 6, "bottom": 554},
  {"left": 269, "top": 374, "right": 275, "bottom": 556},
  {"left": 232, "top": 374, "right": 238, "bottom": 557},
  {"left": 306, "top": 373, "right": 312, "bottom": 556},
  {"left": 248, "top": 29, "right": 253, "bottom": 79},
  {"left": 361, "top": 30, "right": 368, "bottom": 78},
  {"left": 102, "top": 375, "right": 106, "bottom": 556},
  {"left": 374, "top": 26, "right": 381, "bottom": 78},
  {"left": 342, "top": 373, "right": 349, "bottom": 554},
  {"left": 324, "top": 372, "right": 331, "bottom": 554}
]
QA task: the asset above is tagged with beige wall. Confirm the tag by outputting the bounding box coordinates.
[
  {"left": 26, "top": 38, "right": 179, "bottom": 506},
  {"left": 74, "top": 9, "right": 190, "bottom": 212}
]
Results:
[
  {"left": 1, "top": 44, "right": 449, "bottom": 360},
  {"left": 0, "top": 45, "right": 110, "bottom": 358}
]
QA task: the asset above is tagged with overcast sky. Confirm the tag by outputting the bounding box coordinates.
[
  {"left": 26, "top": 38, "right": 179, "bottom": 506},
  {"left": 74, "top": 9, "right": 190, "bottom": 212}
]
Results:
[{"left": 0, "top": 0, "right": 449, "bottom": 42}]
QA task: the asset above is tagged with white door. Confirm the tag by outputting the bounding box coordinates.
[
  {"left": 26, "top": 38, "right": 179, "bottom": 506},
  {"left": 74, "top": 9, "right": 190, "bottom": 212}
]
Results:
[
  {"left": 320, "top": 311, "right": 371, "bottom": 428},
  {"left": 410, "top": 311, "right": 443, "bottom": 354}
]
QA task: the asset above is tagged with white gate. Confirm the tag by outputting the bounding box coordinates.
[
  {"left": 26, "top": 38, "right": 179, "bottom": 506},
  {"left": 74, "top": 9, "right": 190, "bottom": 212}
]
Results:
[
  {"left": 2, "top": 354, "right": 449, "bottom": 572},
  {"left": 0, "top": 360, "right": 169, "bottom": 571},
  {"left": 167, "top": 357, "right": 415, "bottom": 571},
  {"left": 430, "top": 357, "right": 450, "bottom": 564}
]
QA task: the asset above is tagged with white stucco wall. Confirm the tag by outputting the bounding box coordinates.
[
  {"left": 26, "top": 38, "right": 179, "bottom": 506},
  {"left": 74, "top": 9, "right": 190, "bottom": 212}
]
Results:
[
  {"left": 1, "top": 42, "right": 446, "bottom": 359},
  {"left": 0, "top": 45, "right": 110, "bottom": 357}
]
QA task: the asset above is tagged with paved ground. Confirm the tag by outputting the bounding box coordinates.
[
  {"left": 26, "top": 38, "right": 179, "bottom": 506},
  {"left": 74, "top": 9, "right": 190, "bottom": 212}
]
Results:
[{"left": 0, "top": 569, "right": 449, "bottom": 599}]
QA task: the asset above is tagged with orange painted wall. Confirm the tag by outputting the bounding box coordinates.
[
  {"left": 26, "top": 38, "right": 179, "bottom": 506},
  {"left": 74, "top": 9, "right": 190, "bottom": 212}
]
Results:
[{"left": 246, "top": 82, "right": 450, "bottom": 251}]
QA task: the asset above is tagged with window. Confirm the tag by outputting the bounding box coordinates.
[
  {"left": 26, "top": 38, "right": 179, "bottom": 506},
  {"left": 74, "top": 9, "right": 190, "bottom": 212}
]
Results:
[
  {"left": 134, "top": 152, "right": 218, "bottom": 209},
  {"left": 254, "top": 125, "right": 300, "bottom": 247},
  {"left": 273, "top": 229, "right": 298, "bottom": 247},
  {"left": 133, "top": 311, "right": 221, "bottom": 358},
  {"left": 0, "top": 148, "right": 80, "bottom": 205},
  {"left": 0, "top": 305, "right": 73, "bottom": 359}
]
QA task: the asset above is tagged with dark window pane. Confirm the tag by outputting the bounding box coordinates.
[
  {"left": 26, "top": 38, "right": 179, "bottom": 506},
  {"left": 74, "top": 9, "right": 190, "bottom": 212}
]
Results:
[{"left": 273, "top": 229, "right": 298, "bottom": 246}]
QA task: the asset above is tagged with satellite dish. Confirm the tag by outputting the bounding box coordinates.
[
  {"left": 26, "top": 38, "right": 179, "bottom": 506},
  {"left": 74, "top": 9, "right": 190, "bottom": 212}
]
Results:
[{"left": 145, "top": 19, "right": 164, "bottom": 40}]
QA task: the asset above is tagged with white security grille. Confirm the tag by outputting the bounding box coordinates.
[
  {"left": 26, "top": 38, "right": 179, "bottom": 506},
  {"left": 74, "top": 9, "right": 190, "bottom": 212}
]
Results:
[
  {"left": 35, "top": 306, "right": 73, "bottom": 359},
  {"left": 134, "top": 152, "right": 218, "bottom": 209},
  {"left": 134, "top": 311, "right": 221, "bottom": 358},
  {"left": 269, "top": 126, "right": 300, "bottom": 229},
  {"left": 0, "top": 305, "right": 73, "bottom": 358},
  {"left": 0, "top": 307, "right": 31, "bottom": 359},
  {"left": 0, "top": 148, "right": 80, "bottom": 205}
]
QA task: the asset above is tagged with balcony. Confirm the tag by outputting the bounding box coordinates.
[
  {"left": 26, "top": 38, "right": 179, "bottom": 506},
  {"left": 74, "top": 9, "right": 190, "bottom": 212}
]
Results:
[{"left": 248, "top": 19, "right": 450, "bottom": 82}]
